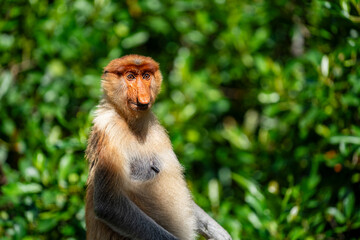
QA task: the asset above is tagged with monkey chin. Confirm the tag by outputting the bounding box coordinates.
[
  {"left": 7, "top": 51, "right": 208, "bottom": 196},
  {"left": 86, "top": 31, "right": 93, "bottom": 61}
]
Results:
[{"left": 128, "top": 101, "right": 151, "bottom": 112}]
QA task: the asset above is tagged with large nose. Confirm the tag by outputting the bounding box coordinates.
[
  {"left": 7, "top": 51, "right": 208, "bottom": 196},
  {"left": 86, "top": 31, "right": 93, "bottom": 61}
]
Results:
[{"left": 136, "top": 79, "right": 150, "bottom": 105}]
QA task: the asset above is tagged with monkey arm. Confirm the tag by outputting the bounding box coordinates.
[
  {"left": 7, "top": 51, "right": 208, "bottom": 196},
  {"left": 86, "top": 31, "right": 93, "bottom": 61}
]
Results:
[
  {"left": 93, "top": 165, "right": 178, "bottom": 240},
  {"left": 193, "top": 203, "right": 232, "bottom": 240}
]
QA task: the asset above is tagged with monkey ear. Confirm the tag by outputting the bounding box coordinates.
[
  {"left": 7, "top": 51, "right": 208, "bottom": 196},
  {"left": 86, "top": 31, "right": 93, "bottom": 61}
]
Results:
[{"left": 101, "top": 70, "right": 109, "bottom": 79}]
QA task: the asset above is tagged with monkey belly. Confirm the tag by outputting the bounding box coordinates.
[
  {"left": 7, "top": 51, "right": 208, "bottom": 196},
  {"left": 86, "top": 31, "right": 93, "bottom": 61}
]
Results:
[{"left": 129, "top": 171, "right": 196, "bottom": 240}]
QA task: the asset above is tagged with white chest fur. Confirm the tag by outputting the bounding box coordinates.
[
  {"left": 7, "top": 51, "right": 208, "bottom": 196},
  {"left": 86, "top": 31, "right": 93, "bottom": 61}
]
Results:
[{"left": 93, "top": 107, "right": 181, "bottom": 178}]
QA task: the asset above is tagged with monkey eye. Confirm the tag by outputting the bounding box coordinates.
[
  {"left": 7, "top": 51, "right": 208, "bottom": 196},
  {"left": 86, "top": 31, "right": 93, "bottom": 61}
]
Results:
[
  {"left": 143, "top": 73, "right": 150, "bottom": 80},
  {"left": 126, "top": 73, "right": 136, "bottom": 80}
]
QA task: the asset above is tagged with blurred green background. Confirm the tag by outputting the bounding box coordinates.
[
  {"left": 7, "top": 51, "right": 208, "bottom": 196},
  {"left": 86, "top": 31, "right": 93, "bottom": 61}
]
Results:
[{"left": 1, "top": 0, "right": 360, "bottom": 239}]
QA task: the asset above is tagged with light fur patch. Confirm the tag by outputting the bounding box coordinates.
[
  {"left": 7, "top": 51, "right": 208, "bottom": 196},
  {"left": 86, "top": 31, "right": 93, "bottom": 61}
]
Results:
[{"left": 91, "top": 103, "right": 196, "bottom": 239}]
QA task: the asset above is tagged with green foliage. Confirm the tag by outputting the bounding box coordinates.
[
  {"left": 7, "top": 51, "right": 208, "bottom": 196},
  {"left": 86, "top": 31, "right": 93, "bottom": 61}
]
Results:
[{"left": 1, "top": 0, "right": 360, "bottom": 239}]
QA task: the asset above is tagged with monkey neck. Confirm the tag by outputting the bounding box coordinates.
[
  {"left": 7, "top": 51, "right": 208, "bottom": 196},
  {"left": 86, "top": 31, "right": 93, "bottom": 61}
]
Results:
[
  {"left": 104, "top": 99, "right": 155, "bottom": 142},
  {"left": 126, "top": 112, "right": 153, "bottom": 141}
]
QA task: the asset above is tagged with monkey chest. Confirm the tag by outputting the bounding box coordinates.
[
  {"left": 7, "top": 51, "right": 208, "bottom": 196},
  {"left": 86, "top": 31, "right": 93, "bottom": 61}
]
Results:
[{"left": 129, "top": 155, "right": 161, "bottom": 181}]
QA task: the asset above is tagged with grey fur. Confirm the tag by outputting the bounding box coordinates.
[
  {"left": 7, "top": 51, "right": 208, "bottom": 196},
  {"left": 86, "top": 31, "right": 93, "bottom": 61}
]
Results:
[
  {"left": 133, "top": 58, "right": 142, "bottom": 65},
  {"left": 93, "top": 165, "right": 178, "bottom": 240},
  {"left": 130, "top": 155, "right": 161, "bottom": 181}
]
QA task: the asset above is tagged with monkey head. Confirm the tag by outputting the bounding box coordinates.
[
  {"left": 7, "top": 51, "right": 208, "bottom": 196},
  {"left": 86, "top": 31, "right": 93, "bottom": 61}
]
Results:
[{"left": 101, "top": 55, "right": 162, "bottom": 118}]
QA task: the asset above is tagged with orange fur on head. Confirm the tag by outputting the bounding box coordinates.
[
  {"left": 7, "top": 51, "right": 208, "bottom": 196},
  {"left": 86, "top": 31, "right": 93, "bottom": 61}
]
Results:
[{"left": 101, "top": 55, "right": 163, "bottom": 121}]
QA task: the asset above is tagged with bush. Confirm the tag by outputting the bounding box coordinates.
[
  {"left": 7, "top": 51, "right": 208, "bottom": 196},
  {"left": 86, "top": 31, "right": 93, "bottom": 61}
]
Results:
[{"left": 0, "top": 0, "right": 359, "bottom": 239}]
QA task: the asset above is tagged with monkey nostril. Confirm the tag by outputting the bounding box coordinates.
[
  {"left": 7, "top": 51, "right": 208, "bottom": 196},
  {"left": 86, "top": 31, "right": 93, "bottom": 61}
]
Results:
[
  {"left": 135, "top": 101, "right": 150, "bottom": 110},
  {"left": 138, "top": 102, "right": 149, "bottom": 108}
]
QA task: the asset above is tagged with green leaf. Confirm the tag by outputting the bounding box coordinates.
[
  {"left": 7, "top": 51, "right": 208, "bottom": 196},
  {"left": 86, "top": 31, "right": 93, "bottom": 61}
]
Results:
[
  {"left": 58, "top": 153, "right": 74, "bottom": 188},
  {"left": 330, "top": 136, "right": 360, "bottom": 145},
  {"left": 326, "top": 207, "right": 346, "bottom": 224},
  {"left": 2, "top": 182, "right": 42, "bottom": 196},
  {"left": 232, "top": 173, "right": 264, "bottom": 201},
  {"left": 344, "top": 192, "right": 355, "bottom": 218},
  {"left": 37, "top": 218, "right": 59, "bottom": 233}
]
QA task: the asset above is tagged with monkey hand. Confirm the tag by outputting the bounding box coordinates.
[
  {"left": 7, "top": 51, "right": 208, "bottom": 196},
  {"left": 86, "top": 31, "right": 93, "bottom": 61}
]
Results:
[
  {"left": 194, "top": 203, "right": 232, "bottom": 240},
  {"left": 198, "top": 219, "right": 232, "bottom": 240}
]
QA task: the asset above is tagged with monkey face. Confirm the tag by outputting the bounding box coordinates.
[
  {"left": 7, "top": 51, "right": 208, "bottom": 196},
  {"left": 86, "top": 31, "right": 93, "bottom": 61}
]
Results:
[
  {"left": 101, "top": 55, "right": 163, "bottom": 116},
  {"left": 124, "top": 71, "right": 153, "bottom": 112}
]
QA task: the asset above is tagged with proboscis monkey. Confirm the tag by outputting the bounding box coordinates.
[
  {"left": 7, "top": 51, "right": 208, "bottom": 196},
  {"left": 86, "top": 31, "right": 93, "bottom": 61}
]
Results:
[{"left": 85, "top": 55, "right": 232, "bottom": 240}]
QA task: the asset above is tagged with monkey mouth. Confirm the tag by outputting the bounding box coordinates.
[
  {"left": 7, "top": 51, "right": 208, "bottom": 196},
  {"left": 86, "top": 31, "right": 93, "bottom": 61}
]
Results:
[{"left": 128, "top": 101, "right": 150, "bottom": 111}]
